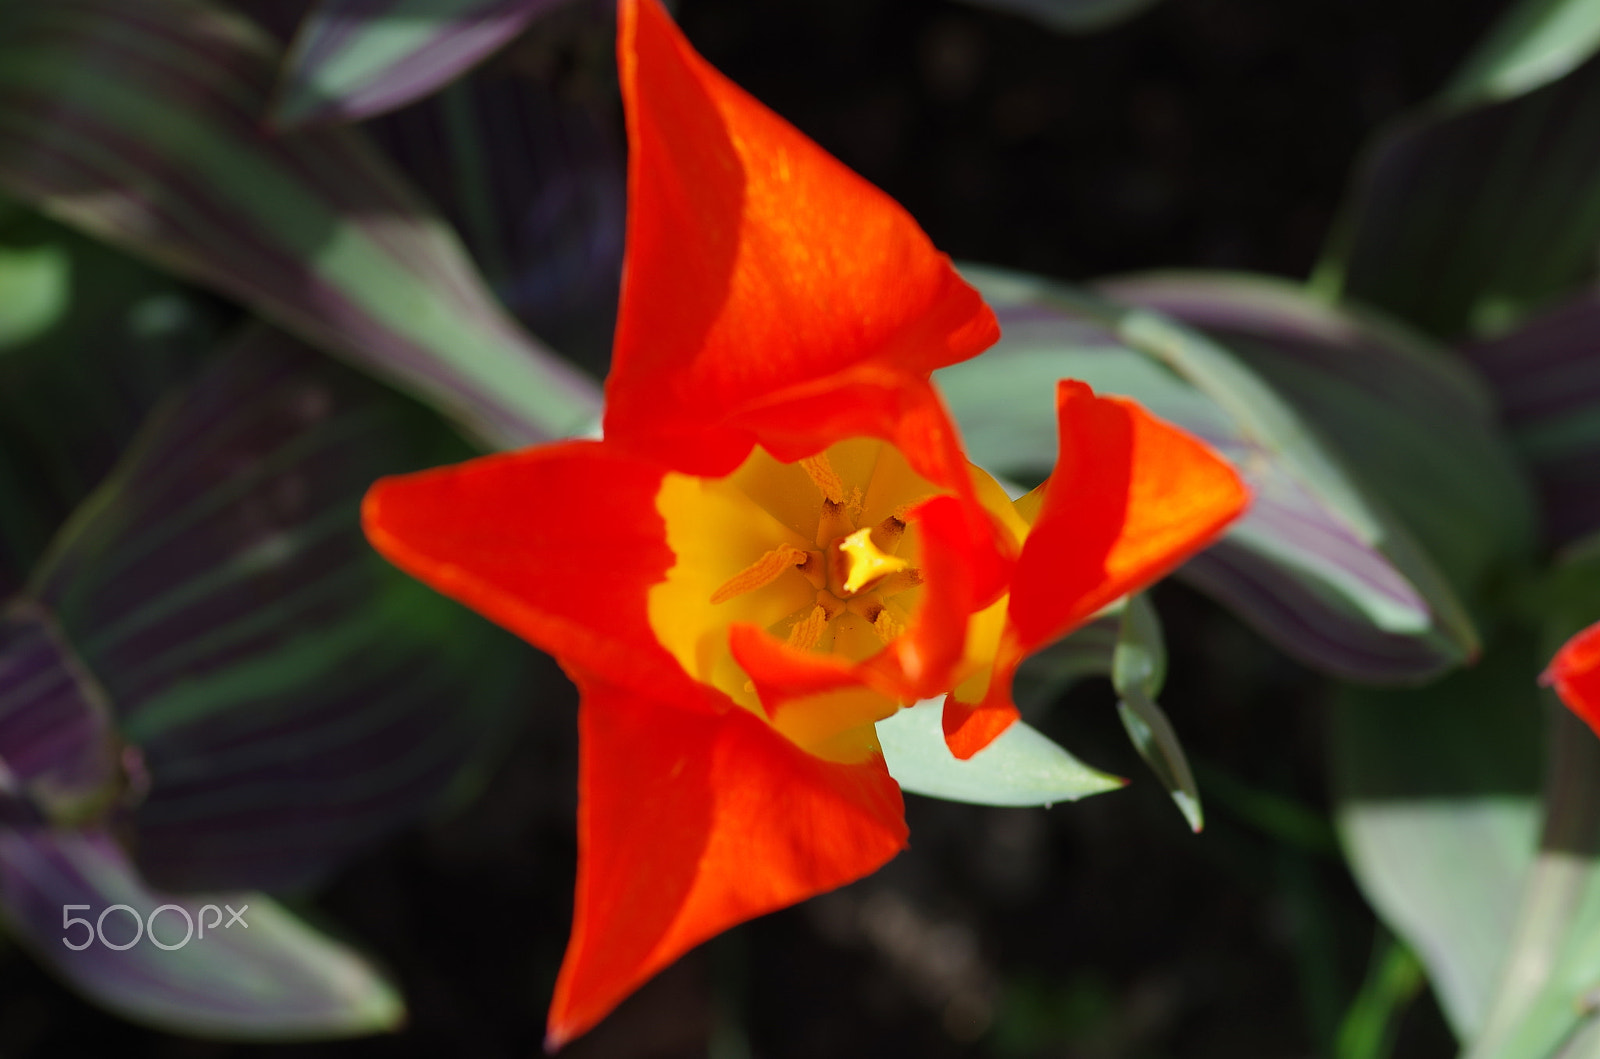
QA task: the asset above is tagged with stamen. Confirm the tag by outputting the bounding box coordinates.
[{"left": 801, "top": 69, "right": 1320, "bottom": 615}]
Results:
[
  {"left": 873, "top": 568, "right": 924, "bottom": 597},
  {"left": 786, "top": 605, "right": 831, "bottom": 652},
  {"left": 800, "top": 454, "right": 845, "bottom": 504},
  {"left": 875, "top": 514, "right": 906, "bottom": 551},
  {"left": 871, "top": 606, "right": 905, "bottom": 644},
  {"left": 838, "top": 527, "right": 911, "bottom": 594},
  {"left": 816, "top": 499, "right": 852, "bottom": 547},
  {"left": 710, "top": 544, "right": 810, "bottom": 604}
]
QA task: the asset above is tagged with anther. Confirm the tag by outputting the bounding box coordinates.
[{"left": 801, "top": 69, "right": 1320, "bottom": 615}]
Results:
[
  {"left": 710, "top": 544, "right": 810, "bottom": 604},
  {"left": 871, "top": 607, "right": 905, "bottom": 644},
  {"left": 786, "top": 604, "right": 831, "bottom": 652}
]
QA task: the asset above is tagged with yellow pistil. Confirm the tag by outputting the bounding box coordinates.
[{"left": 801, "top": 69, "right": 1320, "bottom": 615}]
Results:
[
  {"left": 837, "top": 527, "right": 911, "bottom": 595},
  {"left": 710, "top": 543, "right": 811, "bottom": 604}
]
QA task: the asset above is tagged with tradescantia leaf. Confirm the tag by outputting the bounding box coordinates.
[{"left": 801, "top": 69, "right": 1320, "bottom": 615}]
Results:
[
  {"left": 14, "top": 325, "right": 531, "bottom": 893},
  {"left": 272, "top": 0, "right": 571, "bottom": 128},
  {"left": 1111, "top": 594, "right": 1202, "bottom": 832},
  {"left": 941, "top": 265, "right": 1477, "bottom": 683},
  {"left": 364, "top": 24, "right": 626, "bottom": 373},
  {"left": 0, "top": 207, "right": 222, "bottom": 599},
  {"left": 0, "top": 0, "right": 601, "bottom": 449},
  {"left": 1099, "top": 271, "right": 1536, "bottom": 607},
  {"left": 1317, "top": 49, "right": 1600, "bottom": 341},
  {"left": 0, "top": 826, "right": 403, "bottom": 1039},
  {"left": 1329, "top": 640, "right": 1543, "bottom": 1043},
  {"left": 0, "top": 604, "right": 121, "bottom": 826},
  {"left": 954, "top": 0, "right": 1163, "bottom": 33},
  {"left": 1440, "top": 0, "right": 1600, "bottom": 110},
  {"left": 1467, "top": 291, "right": 1600, "bottom": 545}
]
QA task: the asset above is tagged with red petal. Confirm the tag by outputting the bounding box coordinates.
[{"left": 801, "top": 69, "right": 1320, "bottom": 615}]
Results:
[
  {"left": 607, "top": 0, "right": 997, "bottom": 476},
  {"left": 1545, "top": 622, "right": 1600, "bottom": 738},
  {"left": 944, "top": 381, "right": 1248, "bottom": 758},
  {"left": 1010, "top": 380, "right": 1248, "bottom": 651},
  {"left": 362, "top": 441, "right": 706, "bottom": 709},
  {"left": 546, "top": 674, "right": 907, "bottom": 1046}
]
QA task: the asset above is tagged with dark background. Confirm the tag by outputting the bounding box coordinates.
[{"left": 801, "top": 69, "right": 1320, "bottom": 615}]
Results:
[{"left": 0, "top": 0, "right": 1513, "bottom": 1055}]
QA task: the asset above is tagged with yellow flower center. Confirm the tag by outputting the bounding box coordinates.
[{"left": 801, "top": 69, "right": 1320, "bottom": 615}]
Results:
[{"left": 647, "top": 437, "right": 1033, "bottom": 762}]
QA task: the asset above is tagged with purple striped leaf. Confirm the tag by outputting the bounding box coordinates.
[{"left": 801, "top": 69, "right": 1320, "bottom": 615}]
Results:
[
  {"left": 1100, "top": 271, "right": 1536, "bottom": 606},
  {"left": 1466, "top": 290, "right": 1600, "bottom": 545},
  {"left": 0, "top": 209, "right": 221, "bottom": 598},
  {"left": 0, "top": 606, "right": 121, "bottom": 826},
  {"left": 0, "top": 0, "right": 601, "bottom": 450},
  {"left": 363, "top": 21, "right": 625, "bottom": 372},
  {"left": 18, "top": 325, "right": 531, "bottom": 892},
  {"left": 0, "top": 826, "right": 402, "bottom": 1038},
  {"left": 1439, "top": 0, "right": 1600, "bottom": 109},
  {"left": 1318, "top": 48, "right": 1600, "bottom": 341},
  {"left": 273, "top": 0, "right": 572, "bottom": 127},
  {"left": 941, "top": 265, "right": 1478, "bottom": 683}
]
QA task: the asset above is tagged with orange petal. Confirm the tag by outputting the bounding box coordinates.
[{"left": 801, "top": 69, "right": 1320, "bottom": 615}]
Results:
[
  {"left": 1544, "top": 622, "right": 1600, "bottom": 738},
  {"left": 546, "top": 673, "right": 907, "bottom": 1047},
  {"left": 1011, "top": 380, "right": 1248, "bottom": 650},
  {"left": 944, "top": 381, "right": 1248, "bottom": 758},
  {"left": 607, "top": 0, "right": 998, "bottom": 477},
  {"left": 362, "top": 441, "right": 707, "bottom": 710}
]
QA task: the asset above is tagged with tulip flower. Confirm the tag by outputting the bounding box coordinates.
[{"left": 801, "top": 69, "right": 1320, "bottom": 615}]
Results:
[
  {"left": 361, "top": 0, "right": 1248, "bottom": 1045},
  {"left": 1544, "top": 621, "right": 1600, "bottom": 736}
]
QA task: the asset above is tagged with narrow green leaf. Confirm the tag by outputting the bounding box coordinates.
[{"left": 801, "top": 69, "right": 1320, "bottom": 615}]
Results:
[
  {"left": 1111, "top": 596, "right": 1201, "bottom": 832},
  {"left": 1334, "top": 933, "right": 1427, "bottom": 1059},
  {"left": 877, "top": 699, "right": 1124, "bottom": 808}
]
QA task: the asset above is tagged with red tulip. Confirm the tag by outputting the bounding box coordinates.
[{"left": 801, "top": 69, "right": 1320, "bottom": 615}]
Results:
[
  {"left": 362, "top": 0, "right": 1249, "bottom": 1044},
  {"left": 1544, "top": 621, "right": 1600, "bottom": 736}
]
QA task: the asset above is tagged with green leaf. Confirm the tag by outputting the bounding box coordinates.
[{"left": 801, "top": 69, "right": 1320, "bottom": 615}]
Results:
[
  {"left": 1334, "top": 933, "right": 1428, "bottom": 1059},
  {"left": 877, "top": 699, "right": 1124, "bottom": 808},
  {"left": 0, "top": 0, "right": 600, "bottom": 448},
  {"left": 1329, "top": 639, "right": 1544, "bottom": 1043},
  {"left": 1441, "top": 0, "right": 1600, "bottom": 109},
  {"left": 0, "top": 240, "right": 67, "bottom": 349},
  {"left": 1111, "top": 595, "right": 1202, "bottom": 832}
]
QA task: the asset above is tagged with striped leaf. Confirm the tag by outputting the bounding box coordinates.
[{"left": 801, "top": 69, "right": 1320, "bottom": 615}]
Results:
[
  {"left": 17, "top": 325, "right": 531, "bottom": 892},
  {"left": 0, "top": 207, "right": 221, "bottom": 598},
  {"left": 273, "top": 0, "right": 570, "bottom": 127},
  {"left": 942, "top": 265, "right": 1477, "bottom": 683},
  {"left": 0, "top": 0, "right": 601, "bottom": 449},
  {"left": 0, "top": 605, "right": 120, "bottom": 826},
  {"left": 1112, "top": 594, "right": 1202, "bottom": 832},
  {"left": 1318, "top": 49, "right": 1600, "bottom": 341},
  {"left": 1467, "top": 291, "right": 1600, "bottom": 545},
  {"left": 363, "top": 30, "right": 625, "bottom": 372},
  {"left": 1100, "top": 271, "right": 1536, "bottom": 607},
  {"left": 0, "top": 826, "right": 402, "bottom": 1039}
]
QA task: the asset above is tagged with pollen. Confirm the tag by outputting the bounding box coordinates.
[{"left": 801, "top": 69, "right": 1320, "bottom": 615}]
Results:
[
  {"left": 837, "top": 527, "right": 911, "bottom": 595},
  {"left": 786, "top": 604, "right": 831, "bottom": 652},
  {"left": 710, "top": 543, "right": 811, "bottom": 604}
]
